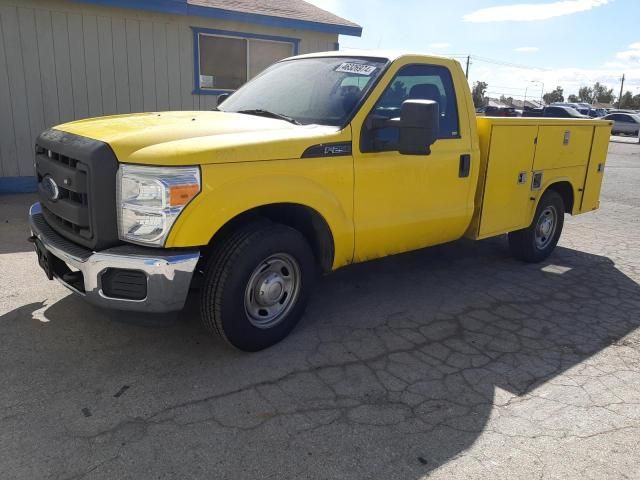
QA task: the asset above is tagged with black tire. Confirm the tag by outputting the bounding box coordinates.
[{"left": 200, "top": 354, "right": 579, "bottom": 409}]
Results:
[
  {"left": 508, "top": 190, "right": 565, "bottom": 263},
  {"left": 200, "top": 221, "right": 316, "bottom": 352}
]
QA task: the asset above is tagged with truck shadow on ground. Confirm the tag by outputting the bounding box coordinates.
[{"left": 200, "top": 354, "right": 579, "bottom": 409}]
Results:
[{"left": 3, "top": 238, "right": 640, "bottom": 478}]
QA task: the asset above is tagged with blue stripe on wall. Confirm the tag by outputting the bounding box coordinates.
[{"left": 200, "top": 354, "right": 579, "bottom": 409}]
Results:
[{"left": 0, "top": 176, "right": 38, "bottom": 194}]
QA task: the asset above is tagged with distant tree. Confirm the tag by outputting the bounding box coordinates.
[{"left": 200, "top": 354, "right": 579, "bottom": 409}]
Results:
[
  {"left": 498, "top": 95, "right": 515, "bottom": 106},
  {"left": 472, "top": 81, "right": 488, "bottom": 108},
  {"left": 567, "top": 94, "right": 579, "bottom": 103},
  {"left": 542, "top": 86, "right": 564, "bottom": 104},
  {"left": 619, "top": 91, "right": 634, "bottom": 109},
  {"left": 633, "top": 94, "right": 640, "bottom": 109},
  {"left": 592, "top": 82, "right": 615, "bottom": 104},
  {"left": 578, "top": 86, "right": 593, "bottom": 103}
]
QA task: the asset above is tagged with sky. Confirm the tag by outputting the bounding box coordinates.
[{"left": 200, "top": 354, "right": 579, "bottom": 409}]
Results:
[{"left": 306, "top": 0, "right": 640, "bottom": 101}]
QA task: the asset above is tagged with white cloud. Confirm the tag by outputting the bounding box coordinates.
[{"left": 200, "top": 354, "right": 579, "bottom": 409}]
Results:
[
  {"left": 613, "top": 42, "right": 640, "bottom": 66},
  {"left": 428, "top": 42, "right": 451, "bottom": 49},
  {"left": 514, "top": 47, "right": 539, "bottom": 52},
  {"left": 470, "top": 61, "right": 639, "bottom": 99},
  {"left": 467, "top": 41, "right": 640, "bottom": 99},
  {"left": 463, "top": 0, "right": 611, "bottom": 23}
]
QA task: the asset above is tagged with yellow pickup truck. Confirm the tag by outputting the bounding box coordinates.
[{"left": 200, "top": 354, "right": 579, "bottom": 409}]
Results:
[{"left": 29, "top": 51, "right": 611, "bottom": 351}]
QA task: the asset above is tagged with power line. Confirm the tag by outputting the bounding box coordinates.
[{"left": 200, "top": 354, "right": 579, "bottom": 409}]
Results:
[
  {"left": 487, "top": 85, "right": 534, "bottom": 92},
  {"left": 469, "top": 55, "right": 552, "bottom": 71},
  {"left": 443, "top": 54, "right": 553, "bottom": 81},
  {"left": 485, "top": 91, "right": 540, "bottom": 99}
]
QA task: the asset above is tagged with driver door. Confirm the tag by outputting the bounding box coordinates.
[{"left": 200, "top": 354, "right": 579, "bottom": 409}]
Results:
[{"left": 352, "top": 61, "right": 474, "bottom": 262}]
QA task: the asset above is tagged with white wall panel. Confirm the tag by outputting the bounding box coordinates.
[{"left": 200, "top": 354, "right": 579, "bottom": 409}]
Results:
[{"left": 0, "top": 0, "right": 339, "bottom": 180}]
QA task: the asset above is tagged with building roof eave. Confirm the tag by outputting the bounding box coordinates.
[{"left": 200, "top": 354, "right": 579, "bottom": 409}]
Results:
[{"left": 73, "top": 0, "right": 363, "bottom": 37}]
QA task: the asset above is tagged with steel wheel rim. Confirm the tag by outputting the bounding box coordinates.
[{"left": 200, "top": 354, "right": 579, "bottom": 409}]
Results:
[
  {"left": 535, "top": 205, "right": 557, "bottom": 250},
  {"left": 244, "top": 253, "right": 301, "bottom": 329}
]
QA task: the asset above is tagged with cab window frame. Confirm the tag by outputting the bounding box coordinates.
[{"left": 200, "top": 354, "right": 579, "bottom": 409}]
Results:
[{"left": 360, "top": 63, "right": 461, "bottom": 153}]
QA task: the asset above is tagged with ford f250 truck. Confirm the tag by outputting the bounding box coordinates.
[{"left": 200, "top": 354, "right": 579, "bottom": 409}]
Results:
[{"left": 29, "top": 51, "right": 611, "bottom": 351}]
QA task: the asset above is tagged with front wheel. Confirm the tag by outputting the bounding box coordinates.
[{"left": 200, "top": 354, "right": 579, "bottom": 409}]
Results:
[
  {"left": 200, "top": 221, "right": 316, "bottom": 352},
  {"left": 508, "top": 190, "right": 565, "bottom": 263}
]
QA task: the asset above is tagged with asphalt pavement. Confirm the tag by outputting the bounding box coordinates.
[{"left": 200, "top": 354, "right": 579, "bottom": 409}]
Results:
[{"left": 1, "top": 139, "right": 639, "bottom": 479}]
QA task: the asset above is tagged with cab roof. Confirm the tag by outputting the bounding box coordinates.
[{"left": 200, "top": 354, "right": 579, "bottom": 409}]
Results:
[{"left": 284, "top": 49, "right": 459, "bottom": 65}]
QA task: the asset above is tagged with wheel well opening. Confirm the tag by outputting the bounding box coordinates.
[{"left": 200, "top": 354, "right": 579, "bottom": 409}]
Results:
[
  {"left": 547, "top": 182, "right": 574, "bottom": 214},
  {"left": 205, "top": 204, "right": 335, "bottom": 273}
]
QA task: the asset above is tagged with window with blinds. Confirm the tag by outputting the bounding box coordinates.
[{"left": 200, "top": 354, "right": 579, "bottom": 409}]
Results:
[{"left": 197, "top": 33, "right": 295, "bottom": 91}]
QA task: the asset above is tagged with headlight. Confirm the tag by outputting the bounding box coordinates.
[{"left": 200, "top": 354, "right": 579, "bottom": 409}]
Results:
[{"left": 116, "top": 165, "right": 201, "bottom": 246}]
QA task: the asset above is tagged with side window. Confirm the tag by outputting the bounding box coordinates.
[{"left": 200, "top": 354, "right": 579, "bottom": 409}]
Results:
[
  {"left": 546, "top": 107, "right": 566, "bottom": 117},
  {"left": 196, "top": 31, "right": 294, "bottom": 92},
  {"left": 363, "top": 64, "right": 460, "bottom": 151}
]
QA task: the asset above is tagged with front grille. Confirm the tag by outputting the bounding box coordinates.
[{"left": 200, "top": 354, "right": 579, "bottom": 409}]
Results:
[
  {"left": 36, "top": 146, "right": 92, "bottom": 240},
  {"left": 31, "top": 212, "right": 92, "bottom": 261},
  {"left": 35, "top": 129, "right": 120, "bottom": 250}
]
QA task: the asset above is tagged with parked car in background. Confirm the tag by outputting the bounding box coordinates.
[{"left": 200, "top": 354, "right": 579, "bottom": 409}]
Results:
[
  {"left": 482, "top": 106, "right": 519, "bottom": 117},
  {"left": 587, "top": 108, "right": 607, "bottom": 118},
  {"left": 576, "top": 103, "right": 592, "bottom": 114},
  {"left": 551, "top": 102, "right": 590, "bottom": 116},
  {"left": 552, "top": 103, "right": 605, "bottom": 118},
  {"left": 602, "top": 112, "right": 640, "bottom": 136},
  {"left": 522, "top": 108, "right": 544, "bottom": 117},
  {"left": 522, "top": 106, "right": 589, "bottom": 118}
]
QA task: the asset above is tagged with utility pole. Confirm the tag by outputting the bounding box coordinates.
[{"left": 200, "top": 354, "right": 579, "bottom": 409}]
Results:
[
  {"left": 617, "top": 74, "right": 625, "bottom": 108},
  {"left": 465, "top": 55, "right": 470, "bottom": 79}
]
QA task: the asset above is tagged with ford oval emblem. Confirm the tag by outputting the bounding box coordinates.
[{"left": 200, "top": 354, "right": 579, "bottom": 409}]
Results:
[{"left": 42, "top": 175, "right": 60, "bottom": 201}]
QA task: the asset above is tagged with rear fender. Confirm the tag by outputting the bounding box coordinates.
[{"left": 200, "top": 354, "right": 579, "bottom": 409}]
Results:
[{"left": 529, "top": 175, "right": 579, "bottom": 224}]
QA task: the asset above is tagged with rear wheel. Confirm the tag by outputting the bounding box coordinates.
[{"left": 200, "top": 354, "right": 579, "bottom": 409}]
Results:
[
  {"left": 200, "top": 221, "right": 315, "bottom": 352},
  {"left": 508, "top": 190, "right": 565, "bottom": 263}
]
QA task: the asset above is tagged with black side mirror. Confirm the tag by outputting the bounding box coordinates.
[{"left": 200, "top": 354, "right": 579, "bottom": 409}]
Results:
[
  {"left": 217, "top": 93, "right": 230, "bottom": 107},
  {"left": 397, "top": 99, "right": 439, "bottom": 155}
]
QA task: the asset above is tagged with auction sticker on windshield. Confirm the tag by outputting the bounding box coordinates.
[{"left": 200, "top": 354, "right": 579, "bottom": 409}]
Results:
[{"left": 335, "top": 63, "right": 378, "bottom": 75}]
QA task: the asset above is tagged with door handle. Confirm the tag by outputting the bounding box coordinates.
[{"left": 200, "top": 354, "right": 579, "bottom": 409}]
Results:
[{"left": 459, "top": 154, "right": 471, "bottom": 178}]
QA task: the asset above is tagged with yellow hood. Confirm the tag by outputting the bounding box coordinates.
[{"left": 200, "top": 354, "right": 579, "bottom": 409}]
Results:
[{"left": 54, "top": 111, "right": 348, "bottom": 165}]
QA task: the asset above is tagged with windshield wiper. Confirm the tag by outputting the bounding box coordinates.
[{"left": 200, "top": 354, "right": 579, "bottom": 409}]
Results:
[{"left": 236, "top": 109, "right": 301, "bottom": 125}]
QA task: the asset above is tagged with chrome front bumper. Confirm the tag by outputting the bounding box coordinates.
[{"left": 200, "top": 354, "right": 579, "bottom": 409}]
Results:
[{"left": 29, "top": 202, "right": 200, "bottom": 312}]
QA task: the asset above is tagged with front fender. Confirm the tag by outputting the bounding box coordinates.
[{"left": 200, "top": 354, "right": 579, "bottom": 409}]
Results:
[{"left": 165, "top": 159, "right": 355, "bottom": 269}]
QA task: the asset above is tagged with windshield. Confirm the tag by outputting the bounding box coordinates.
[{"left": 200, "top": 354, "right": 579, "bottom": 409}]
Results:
[
  {"left": 219, "top": 57, "right": 388, "bottom": 126},
  {"left": 566, "top": 107, "right": 583, "bottom": 116}
]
